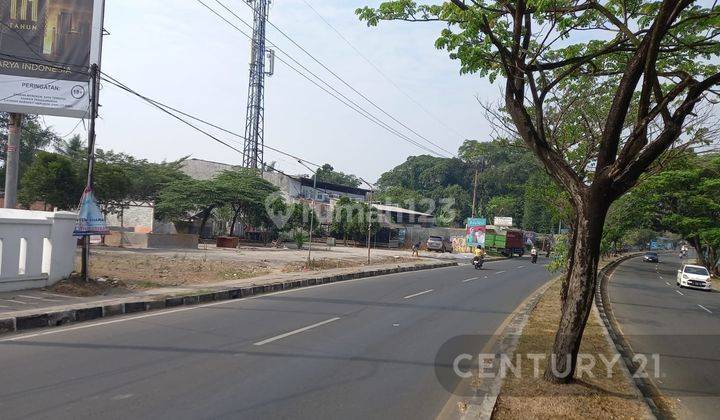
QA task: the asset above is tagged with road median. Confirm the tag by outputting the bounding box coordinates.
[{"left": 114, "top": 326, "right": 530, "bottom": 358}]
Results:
[{"left": 488, "top": 254, "right": 654, "bottom": 420}]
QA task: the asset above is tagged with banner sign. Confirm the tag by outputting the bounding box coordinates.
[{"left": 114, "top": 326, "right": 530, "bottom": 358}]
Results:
[
  {"left": 494, "top": 216, "right": 513, "bottom": 227},
  {"left": 73, "top": 187, "right": 108, "bottom": 236},
  {"left": 466, "top": 217, "right": 486, "bottom": 247},
  {"left": 0, "top": 0, "right": 104, "bottom": 118}
]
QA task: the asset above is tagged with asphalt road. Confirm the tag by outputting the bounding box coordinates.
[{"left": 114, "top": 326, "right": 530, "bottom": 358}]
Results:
[
  {"left": 0, "top": 256, "right": 551, "bottom": 420},
  {"left": 608, "top": 253, "right": 720, "bottom": 419}
]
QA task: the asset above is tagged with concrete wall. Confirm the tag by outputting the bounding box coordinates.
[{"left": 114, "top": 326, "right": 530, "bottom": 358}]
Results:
[
  {"left": 0, "top": 209, "right": 78, "bottom": 292},
  {"left": 105, "top": 203, "right": 155, "bottom": 233}
]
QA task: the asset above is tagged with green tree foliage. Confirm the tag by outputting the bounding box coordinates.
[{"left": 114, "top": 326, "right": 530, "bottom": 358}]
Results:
[
  {"left": 19, "top": 151, "right": 82, "bottom": 210},
  {"left": 330, "top": 197, "right": 380, "bottom": 241},
  {"left": 358, "top": 0, "right": 720, "bottom": 383},
  {"left": 155, "top": 178, "right": 224, "bottom": 234},
  {"left": 285, "top": 202, "right": 320, "bottom": 234},
  {"left": 0, "top": 114, "right": 60, "bottom": 186},
  {"left": 315, "top": 163, "right": 361, "bottom": 187},
  {"left": 214, "top": 170, "right": 280, "bottom": 235},
  {"left": 624, "top": 153, "right": 720, "bottom": 271},
  {"left": 375, "top": 140, "right": 555, "bottom": 228}
]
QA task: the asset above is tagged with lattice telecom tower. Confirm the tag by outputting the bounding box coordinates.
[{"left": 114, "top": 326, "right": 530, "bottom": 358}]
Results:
[{"left": 243, "top": 0, "right": 274, "bottom": 169}]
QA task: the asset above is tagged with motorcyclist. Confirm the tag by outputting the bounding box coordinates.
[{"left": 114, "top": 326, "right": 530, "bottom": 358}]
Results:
[
  {"left": 473, "top": 245, "right": 486, "bottom": 267},
  {"left": 530, "top": 246, "right": 538, "bottom": 264}
]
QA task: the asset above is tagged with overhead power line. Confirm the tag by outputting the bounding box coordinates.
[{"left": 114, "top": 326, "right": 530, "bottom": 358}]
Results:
[
  {"left": 197, "top": 0, "right": 450, "bottom": 157},
  {"left": 299, "top": 0, "right": 470, "bottom": 144},
  {"left": 100, "top": 72, "right": 322, "bottom": 168},
  {"left": 233, "top": 0, "right": 456, "bottom": 157}
]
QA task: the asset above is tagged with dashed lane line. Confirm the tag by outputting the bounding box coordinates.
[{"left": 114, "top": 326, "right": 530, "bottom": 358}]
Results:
[
  {"left": 516, "top": 265, "right": 525, "bottom": 269},
  {"left": 495, "top": 271, "right": 507, "bottom": 275},
  {"left": 403, "top": 289, "right": 435, "bottom": 299},
  {"left": 698, "top": 304, "right": 712, "bottom": 314},
  {"left": 0, "top": 299, "right": 29, "bottom": 305},
  {"left": 462, "top": 277, "right": 479, "bottom": 283},
  {"left": 675, "top": 290, "right": 685, "bottom": 296},
  {"left": 253, "top": 317, "right": 341, "bottom": 346},
  {"left": 16, "top": 295, "right": 61, "bottom": 302}
]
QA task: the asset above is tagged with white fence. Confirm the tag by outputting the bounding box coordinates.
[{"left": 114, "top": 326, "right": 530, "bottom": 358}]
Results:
[{"left": 0, "top": 209, "right": 77, "bottom": 292}]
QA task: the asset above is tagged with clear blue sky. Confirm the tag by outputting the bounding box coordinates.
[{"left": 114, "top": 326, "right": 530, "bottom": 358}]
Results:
[{"left": 44, "top": 0, "right": 497, "bottom": 181}]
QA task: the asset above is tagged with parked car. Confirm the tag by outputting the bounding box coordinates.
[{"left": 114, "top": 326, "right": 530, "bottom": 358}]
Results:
[
  {"left": 643, "top": 251, "right": 659, "bottom": 263},
  {"left": 426, "top": 236, "right": 452, "bottom": 253},
  {"left": 676, "top": 264, "right": 712, "bottom": 291}
]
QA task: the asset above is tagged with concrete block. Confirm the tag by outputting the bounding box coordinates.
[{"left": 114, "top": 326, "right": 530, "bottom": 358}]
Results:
[
  {"left": 252, "top": 286, "right": 264, "bottom": 295},
  {"left": 103, "top": 304, "right": 124, "bottom": 317},
  {"left": 241, "top": 287, "right": 254, "bottom": 297},
  {"left": 48, "top": 311, "right": 76, "bottom": 326},
  {"left": 75, "top": 307, "right": 103, "bottom": 322},
  {"left": 0, "top": 318, "right": 16, "bottom": 334},
  {"left": 182, "top": 296, "right": 200, "bottom": 305},
  {"left": 228, "top": 288, "right": 242, "bottom": 299},
  {"left": 124, "top": 302, "right": 147, "bottom": 314},
  {"left": 146, "top": 300, "right": 166, "bottom": 311},
  {"left": 213, "top": 291, "right": 230, "bottom": 301},
  {"left": 166, "top": 297, "right": 184, "bottom": 307},
  {"left": 198, "top": 293, "right": 215, "bottom": 303},
  {"left": 16, "top": 314, "right": 49, "bottom": 330}
]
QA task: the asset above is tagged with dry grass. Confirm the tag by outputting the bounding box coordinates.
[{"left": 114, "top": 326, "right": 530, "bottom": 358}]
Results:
[
  {"left": 77, "top": 253, "right": 270, "bottom": 289},
  {"left": 492, "top": 278, "right": 650, "bottom": 420},
  {"left": 281, "top": 256, "right": 417, "bottom": 273}
]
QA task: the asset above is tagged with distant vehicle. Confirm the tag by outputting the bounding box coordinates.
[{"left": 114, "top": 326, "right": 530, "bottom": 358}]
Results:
[
  {"left": 485, "top": 228, "right": 524, "bottom": 257},
  {"left": 676, "top": 265, "right": 712, "bottom": 291},
  {"left": 426, "top": 236, "right": 452, "bottom": 253},
  {"left": 643, "top": 251, "right": 659, "bottom": 263}
]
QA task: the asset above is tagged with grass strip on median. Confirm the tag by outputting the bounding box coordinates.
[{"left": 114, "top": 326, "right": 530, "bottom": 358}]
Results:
[{"left": 492, "top": 276, "right": 651, "bottom": 419}]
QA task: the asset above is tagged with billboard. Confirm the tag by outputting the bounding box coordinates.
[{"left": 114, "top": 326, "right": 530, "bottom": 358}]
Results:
[
  {"left": 0, "top": 0, "right": 104, "bottom": 118},
  {"left": 466, "top": 217, "right": 486, "bottom": 247},
  {"left": 494, "top": 216, "right": 513, "bottom": 227}
]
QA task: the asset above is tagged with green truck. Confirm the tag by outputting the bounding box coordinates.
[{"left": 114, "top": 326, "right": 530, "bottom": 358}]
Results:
[{"left": 485, "top": 228, "right": 525, "bottom": 257}]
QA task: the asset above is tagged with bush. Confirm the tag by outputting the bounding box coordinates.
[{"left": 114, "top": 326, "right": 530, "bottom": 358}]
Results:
[{"left": 292, "top": 229, "right": 308, "bottom": 249}]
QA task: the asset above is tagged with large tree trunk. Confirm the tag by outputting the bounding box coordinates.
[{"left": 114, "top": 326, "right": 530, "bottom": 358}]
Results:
[{"left": 545, "top": 196, "right": 609, "bottom": 383}]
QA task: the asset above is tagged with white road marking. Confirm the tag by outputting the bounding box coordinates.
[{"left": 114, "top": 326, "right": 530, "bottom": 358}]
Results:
[
  {"left": 675, "top": 290, "right": 685, "bottom": 296},
  {"left": 462, "top": 277, "right": 479, "bottom": 283},
  {"left": 17, "top": 295, "right": 61, "bottom": 302},
  {"left": 484, "top": 276, "right": 488, "bottom": 279},
  {"left": 517, "top": 265, "right": 525, "bottom": 269},
  {"left": 0, "top": 299, "right": 29, "bottom": 305},
  {"left": 495, "top": 271, "right": 506, "bottom": 275},
  {"left": 659, "top": 276, "right": 663, "bottom": 280},
  {"left": 39, "top": 292, "right": 74, "bottom": 299},
  {"left": 403, "top": 289, "right": 434, "bottom": 299},
  {"left": 698, "top": 304, "right": 712, "bottom": 314},
  {"left": 665, "top": 282, "right": 671, "bottom": 286},
  {"left": 253, "top": 317, "right": 341, "bottom": 346},
  {"left": 1, "top": 267, "right": 458, "bottom": 343}
]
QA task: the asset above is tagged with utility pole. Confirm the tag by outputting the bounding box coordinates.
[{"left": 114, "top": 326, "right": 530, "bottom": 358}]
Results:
[
  {"left": 359, "top": 178, "right": 375, "bottom": 264},
  {"left": 243, "top": 0, "right": 273, "bottom": 169},
  {"left": 297, "top": 160, "right": 317, "bottom": 266},
  {"left": 81, "top": 64, "right": 100, "bottom": 281},
  {"left": 471, "top": 169, "right": 478, "bottom": 218},
  {"left": 3, "top": 113, "right": 22, "bottom": 208}
]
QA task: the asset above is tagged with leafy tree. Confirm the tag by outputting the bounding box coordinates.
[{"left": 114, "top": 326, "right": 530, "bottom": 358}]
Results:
[
  {"left": 486, "top": 195, "right": 519, "bottom": 224},
  {"left": 359, "top": 0, "right": 720, "bottom": 382},
  {"left": 625, "top": 153, "right": 720, "bottom": 271},
  {"left": 214, "top": 169, "right": 279, "bottom": 236},
  {"left": 331, "top": 197, "right": 380, "bottom": 241},
  {"left": 1, "top": 114, "right": 60, "bottom": 186},
  {"left": 155, "top": 178, "right": 225, "bottom": 235},
  {"left": 285, "top": 202, "right": 320, "bottom": 234},
  {"left": 315, "top": 163, "right": 362, "bottom": 188},
  {"left": 18, "top": 152, "right": 82, "bottom": 210}
]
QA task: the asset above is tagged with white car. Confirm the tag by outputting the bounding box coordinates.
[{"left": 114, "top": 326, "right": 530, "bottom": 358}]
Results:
[{"left": 676, "top": 264, "right": 712, "bottom": 291}]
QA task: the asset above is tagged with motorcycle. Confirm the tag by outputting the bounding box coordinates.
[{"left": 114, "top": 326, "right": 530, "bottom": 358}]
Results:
[
  {"left": 473, "top": 257, "right": 484, "bottom": 270},
  {"left": 531, "top": 253, "right": 538, "bottom": 264}
]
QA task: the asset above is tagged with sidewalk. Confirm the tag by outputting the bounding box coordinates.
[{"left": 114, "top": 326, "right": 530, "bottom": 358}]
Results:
[{"left": 0, "top": 258, "right": 458, "bottom": 335}]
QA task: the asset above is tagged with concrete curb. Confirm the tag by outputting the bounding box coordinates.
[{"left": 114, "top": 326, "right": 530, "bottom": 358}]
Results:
[
  {"left": 0, "top": 261, "right": 457, "bottom": 337},
  {"left": 596, "top": 254, "right": 673, "bottom": 420}
]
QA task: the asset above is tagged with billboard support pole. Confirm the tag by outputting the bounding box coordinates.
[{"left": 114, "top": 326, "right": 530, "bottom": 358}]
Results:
[
  {"left": 3, "top": 113, "right": 22, "bottom": 208},
  {"left": 81, "top": 63, "right": 100, "bottom": 281}
]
